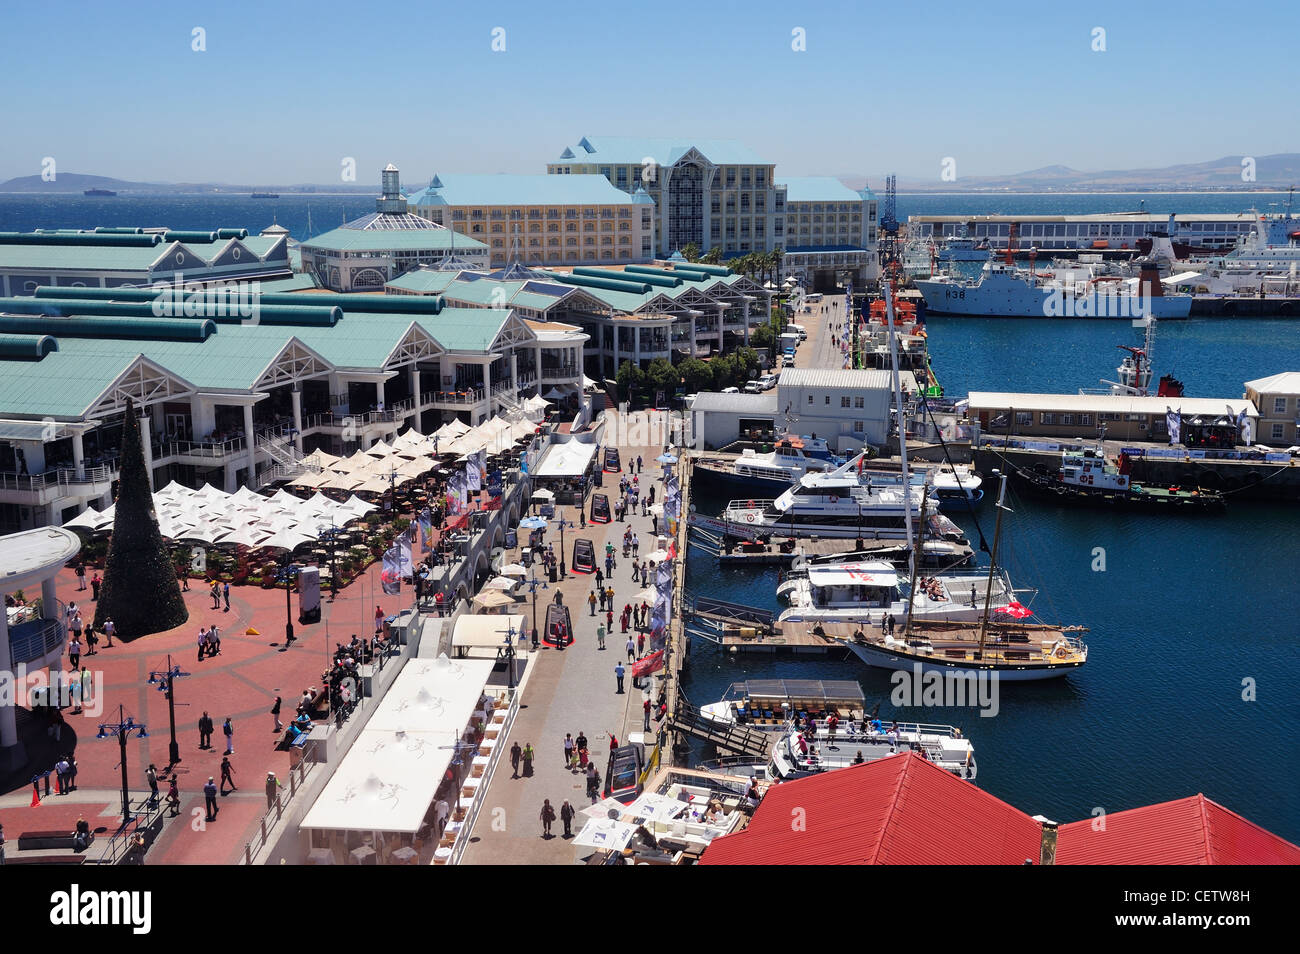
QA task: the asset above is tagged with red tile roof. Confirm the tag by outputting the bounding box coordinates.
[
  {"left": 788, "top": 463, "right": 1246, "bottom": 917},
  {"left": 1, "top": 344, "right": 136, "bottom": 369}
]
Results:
[
  {"left": 699, "top": 753, "right": 1044, "bottom": 865},
  {"left": 1056, "top": 794, "right": 1300, "bottom": 865}
]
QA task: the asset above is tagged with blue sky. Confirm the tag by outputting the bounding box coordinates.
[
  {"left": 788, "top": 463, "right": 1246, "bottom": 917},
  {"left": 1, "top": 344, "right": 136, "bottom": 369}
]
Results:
[{"left": 1, "top": 0, "right": 1295, "bottom": 184}]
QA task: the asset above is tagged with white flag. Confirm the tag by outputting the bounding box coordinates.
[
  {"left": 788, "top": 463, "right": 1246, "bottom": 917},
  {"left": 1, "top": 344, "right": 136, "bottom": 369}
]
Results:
[{"left": 1166, "top": 407, "right": 1181, "bottom": 445}]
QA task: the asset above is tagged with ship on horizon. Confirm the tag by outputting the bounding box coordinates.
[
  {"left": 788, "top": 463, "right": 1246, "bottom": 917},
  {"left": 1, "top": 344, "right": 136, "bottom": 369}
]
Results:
[{"left": 83, "top": 188, "right": 117, "bottom": 197}]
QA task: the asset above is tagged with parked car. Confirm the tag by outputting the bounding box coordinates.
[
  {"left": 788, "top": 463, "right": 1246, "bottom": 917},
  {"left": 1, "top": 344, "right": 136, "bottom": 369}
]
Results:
[{"left": 604, "top": 744, "right": 646, "bottom": 804}]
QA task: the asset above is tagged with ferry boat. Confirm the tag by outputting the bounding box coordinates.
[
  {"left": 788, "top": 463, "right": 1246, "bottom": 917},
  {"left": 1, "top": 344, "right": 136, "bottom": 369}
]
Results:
[
  {"left": 83, "top": 188, "right": 116, "bottom": 197},
  {"left": 692, "top": 437, "right": 839, "bottom": 493},
  {"left": 1162, "top": 204, "right": 1300, "bottom": 294},
  {"left": 1012, "top": 448, "right": 1227, "bottom": 512},
  {"left": 701, "top": 718, "right": 977, "bottom": 782},
  {"left": 775, "top": 559, "right": 1018, "bottom": 626},
  {"left": 698, "top": 679, "right": 865, "bottom": 733},
  {"left": 711, "top": 459, "right": 969, "bottom": 542},
  {"left": 915, "top": 259, "right": 1193, "bottom": 319},
  {"left": 764, "top": 720, "right": 976, "bottom": 782},
  {"left": 251, "top": 192, "right": 280, "bottom": 199},
  {"left": 936, "top": 225, "right": 991, "bottom": 263}
]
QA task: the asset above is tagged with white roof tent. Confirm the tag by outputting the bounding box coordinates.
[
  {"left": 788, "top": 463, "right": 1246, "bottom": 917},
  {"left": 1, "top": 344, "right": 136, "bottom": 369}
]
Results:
[
  {"left": 299, "top": 656, "right": 495, "bottom": 835},
  {"left": 968, "top": 392, "right": 1258, "bottom": 418},
  {"left": 451, "top": 613, "right": 526, "bottom": 651},
  {"left": 533, "top": 440, "right": 597, "bottom": 478}
]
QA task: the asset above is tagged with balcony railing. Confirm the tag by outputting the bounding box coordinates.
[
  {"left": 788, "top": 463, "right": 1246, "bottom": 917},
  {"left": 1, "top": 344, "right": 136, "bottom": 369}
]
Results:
[
  {"left": 9, "top": 613, "right": 67, "bottom": 665},
  {"left": 421, "top": 388, "right": 487, "bottom": 407},
  {"left": 540, "top": 365, "right": 578, "bottom": 380},
  {"left": 0, "top": 463, "right": 117, "bottom": 493},
  {"left": 160, "top": 436, "right": 247, "bottom": 460}
]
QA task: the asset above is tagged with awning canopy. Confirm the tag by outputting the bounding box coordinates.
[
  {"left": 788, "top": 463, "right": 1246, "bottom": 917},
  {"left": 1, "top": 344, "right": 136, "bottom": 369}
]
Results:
[
  {"left": 533, "top": 441, "right": 597, "bottom": 478},
  {"left": 452, "top": 613, "right": 527, "bottom": 650},
  {"left": 805, "top": 562, "right": 899, "bottom": 588},
  {"left": 300, "top": 656, "right": 496, "bottom": 834}
]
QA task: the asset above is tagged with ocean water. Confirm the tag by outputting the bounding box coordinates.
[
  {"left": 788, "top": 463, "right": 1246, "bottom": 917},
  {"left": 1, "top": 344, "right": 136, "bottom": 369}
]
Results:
[{"left": 4, "top": 191, "right": 1298, "bottom": 841}]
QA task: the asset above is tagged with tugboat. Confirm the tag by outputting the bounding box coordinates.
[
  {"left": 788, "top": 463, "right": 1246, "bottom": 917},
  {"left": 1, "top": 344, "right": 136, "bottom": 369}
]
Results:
[{"left": 1013, "top": 448, "right": 1226, "bottom": 512}]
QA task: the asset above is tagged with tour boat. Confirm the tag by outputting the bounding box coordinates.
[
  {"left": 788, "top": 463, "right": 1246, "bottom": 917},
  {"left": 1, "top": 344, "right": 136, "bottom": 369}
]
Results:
[
  {"left": 775, "top": 559, "right": 1018, "bottom": 626},
  {"left": 764, "top": 720, "right": 976, "bottom": 782},
  {"left": 698, "top": 679, "right": 866, "bottom": 733}
]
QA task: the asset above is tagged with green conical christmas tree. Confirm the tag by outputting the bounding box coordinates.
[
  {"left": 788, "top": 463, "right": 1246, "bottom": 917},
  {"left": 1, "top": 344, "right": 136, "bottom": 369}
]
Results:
[{"left": 93, "top": 398, "right": 189, "bottom": 639}]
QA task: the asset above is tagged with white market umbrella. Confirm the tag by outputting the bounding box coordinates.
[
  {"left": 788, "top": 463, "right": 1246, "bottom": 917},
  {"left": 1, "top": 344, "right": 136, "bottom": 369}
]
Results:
[
  {"left": 472, "top": 589, "right": 516, "bottom": 610},
  {"left": 319, "top": 472, "right": 363, "bottom": 491},
  {"left": 229, "top": 485, "right": 265, "bottom": 506},
  {"left": 213, "top": 524, "right": 272, "bottom": 547},
  {"left": 578, "top": 797, "right": 627, "bottom": 825},
  {"left": 174, "top": 524, "right": 221, "bottom": 545},
  {"left": 366, "top": 439, "right": 395, "bottom": 457},
  {"left": 258, "top": 527, "right": 317, "bottom": 552},
  {"left": 288, "top": 469, "right": 332, "bottom": 489},
  {"left": 62, "top": 507, "right": 103, "bottom": 532},
  {"left": 531, "top": 487, "right": 555, "bottom": 501},
  {"left": 644, "top": 549, "right": 669, "bottom": 563},
  {"left": 482, "top": 575, "right": 520, "bottom": 592},
  {"left": 499, "top": 563, "right": 527, "bottom": 578},
  {"left": 341, "top": 495, "right": 377, "bottom": 518},
  {"left": 300, "top": 448, "right": 341, "bottom": 470}
]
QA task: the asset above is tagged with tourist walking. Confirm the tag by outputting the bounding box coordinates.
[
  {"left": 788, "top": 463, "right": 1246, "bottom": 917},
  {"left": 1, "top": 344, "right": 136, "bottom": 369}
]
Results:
[
  {"left": 210, "top": 624, "right": 221, "bottom": 656},
  {"left": 219, "top": 755, "right": 236, "bottom": 794},
  {"left": 145, "top": 764, "right": 159, "bottom": 807},
  {"left": 625, "top": 637, "right": 635, "bottom": 662},
  {"left": 643, "top": 697, "right": 652, "bottom": 732},
  {"left": 596, "top": 622, "right": 606, "bottom": 650},
  {"left": 522, "top": 742, "right": 535, "bottom": 777},
  {"left": 510, "top": 741, "right": 522, "bottom": 778},
  {"left": 210, "top": 581, "right": 220, "bottom": 609},
  {"left": 265, "top": 772, "right": 280, "bottom": 809},
  {"left": 198, "top": 711, "right": 214, "bottom": 749},
  {"left": 75, "top": 563, "right": 86, "bottom": 591},
  {"left": 90, "top": 573, "right": 101, "bottom": 601},
  {"left": 103, "top": 617, "right": 114, "bottom": 647},
  {"left": 203, "top": 777, "right": 219, "bottom": 821},
  {"left": 614, "top": 663, "right": 625, "bottom": 694},
  {"left": 197, "top": 627, "right": 207, "bottom": 663},
  {"left": 588, "top": 590, "right": 597, "bottom": 616},
  {"left": 540, "top": 799, "right": 556, "bottom": 838},
  {"left": 560, "top": 799, "right": 575, "bottom": 838},
  {"left": 563, "top": 732, "right": 574, "bottom": 767},
  {"left": 166, "top": 777, "right": 180, "bottom": 817},
  {"left": 222, "top": 717, "right": 234, "bottom": 754},
  {"left": 223, "top": 582, "right": 231, "bottom": 612},
  {"left": 67, "top": 636, "right": 81, "bottom": 671},
  {"left": 586, "top": 763, "right": 600, "bottom": 802},
  {"left": 271, "top": 696, "right": 283, "bottom": 732}
]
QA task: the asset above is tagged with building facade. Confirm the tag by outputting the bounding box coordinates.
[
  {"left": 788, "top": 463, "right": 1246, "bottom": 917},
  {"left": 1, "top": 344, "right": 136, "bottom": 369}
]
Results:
[
  {"left": 407, "top": 174, "right": 655, "bottom": 268},
  {"left": 549, "top": 137, "right": 788, "bottom": 259},
  {"left": 1244, "top": 372, "right": 1300, "bottom": 446},
  {"left": 967, "top": 392, "right": 1259, "bottom": 443},
  {"left": 779, "top": 177, "right": 879, "bottom": 288},
  {"left": 300, "top": 165, "right": 489, "bottom": 291}
]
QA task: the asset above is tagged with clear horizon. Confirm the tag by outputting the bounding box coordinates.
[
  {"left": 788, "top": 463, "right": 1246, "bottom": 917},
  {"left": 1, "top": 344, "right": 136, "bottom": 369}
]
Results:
[{"left": 0, "top": 0, "right": 1295, "bottom": 184}]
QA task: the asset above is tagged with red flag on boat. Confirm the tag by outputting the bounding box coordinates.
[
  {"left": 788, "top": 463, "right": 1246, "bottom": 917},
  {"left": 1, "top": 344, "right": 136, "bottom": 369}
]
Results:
[
  {"left": 666, "top": 540, "right": 677, "bottom": 561},
  {"left": 994, "top": 601, "right": 1032, "bottom": 619},
  {"left": 632, "top": 650, "right": 665, "bottom": 678}
]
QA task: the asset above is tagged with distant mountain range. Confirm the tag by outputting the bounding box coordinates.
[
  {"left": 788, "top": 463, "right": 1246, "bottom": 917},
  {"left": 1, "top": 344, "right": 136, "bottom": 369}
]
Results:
[
  {"left": 0, "top": 172, "right": 378, "bottom": 194},
  {"left": 4, "top": 152, "right": 1297, "bottom": 195},
  {"left": 841, "top": 154, "right": 1300, "bottom": 193}
]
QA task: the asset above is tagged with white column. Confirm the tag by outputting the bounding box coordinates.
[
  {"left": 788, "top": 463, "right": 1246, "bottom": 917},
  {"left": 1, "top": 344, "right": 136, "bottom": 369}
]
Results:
[
  {"left": 290, "top": 387, "right": 303, "bottom": 454},
  {"left": 242, "top": 404, "right": 256, "bottom": 488},
  {"left": 139, "top": 413, "right": 155, "bottom": 491},
  {"left": 375, "top": 379, "right": 386, "bottom": 409},
  {"left": 689, "top": 316, "right": 697, "bottom": 357},
  {"left": 190, "top": 395, "right": 216, "bottom": 439},
  {"left": 509, "top": 353, "right": 518, "bottom": 395},
  {"left": 633, "top": 326, "right": 641, "bottom": 364},
  {"left": 717, "top": 304, "right": 726, "bottom": 344},
  {"left": 71, "top": 432, "right": 85, "bottom": 480},
  {"left": 612, "top": 324, "right": 621, "bottom": 375},
  {"left": 42, "top": 577, "right": 57, "bottom": 614},
  {"left": 742, "top": 300, "right": 751, "bottom": 346}
]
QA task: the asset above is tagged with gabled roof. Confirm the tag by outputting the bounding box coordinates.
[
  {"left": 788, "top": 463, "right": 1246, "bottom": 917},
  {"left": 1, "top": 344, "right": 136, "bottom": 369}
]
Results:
[
  {"left": 700, "top": 754, "right": 1044, "bottom": 865},
  {"left": 1056, "top": 794, "right": 1300, "bottom": 865},
  {"left": 555, "top": 136, "right": 769, "bottom": 168},
  {"left": 0, "top": 350, "right": 192, "bottom": 419},
  {"left": 412, "top": 307, "right": 516, "bottom": 353}
]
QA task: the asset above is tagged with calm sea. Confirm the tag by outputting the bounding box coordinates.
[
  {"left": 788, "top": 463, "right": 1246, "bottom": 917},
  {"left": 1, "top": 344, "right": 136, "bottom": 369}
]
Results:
[{"left": 4, "top": 191, "right": 1299, "bottom": 841}]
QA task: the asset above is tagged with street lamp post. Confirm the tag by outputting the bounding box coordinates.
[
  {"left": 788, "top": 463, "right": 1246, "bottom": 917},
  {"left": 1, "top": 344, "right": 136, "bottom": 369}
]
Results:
[
  {"left": 146, "top": 654, "right": 188, "bottom": 767},
  {"left": 498, "top": 622, "right": 519, "bottom": 691},
  {"left": 317, "top": 519, "right": 340, "bottom": 600},
  {"left": 523, "top": 570, "right": 547, "bottom": 650},
  {"left": 277, "top": 555, "right": 299, "bottom": 645},
  {"left": 96, "top": 704, "right": 147, "bottom": 823}
]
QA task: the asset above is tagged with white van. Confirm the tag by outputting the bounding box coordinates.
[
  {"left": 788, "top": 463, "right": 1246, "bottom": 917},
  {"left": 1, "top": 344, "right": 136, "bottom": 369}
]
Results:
[
  {"left": 787, "top": 323, "right": 808, "bottom": 340},
  {"left": 721, "top": 386, "right": 740, "bottom": 394}
]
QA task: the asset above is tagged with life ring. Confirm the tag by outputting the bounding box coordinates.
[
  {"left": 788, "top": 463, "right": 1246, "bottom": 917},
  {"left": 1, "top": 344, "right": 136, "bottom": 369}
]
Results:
[
  {"left": 745, "top": 514, "right": 755, "bottom": 523},
  {"left": 747, "top": 499, "right": 755, "bottom": 508},
  {"left": 1052, "top": 641, "right": 1070, "bottom": 659},
  {"left": 828, "top": 495, "right": 840, "bottom": 503}
]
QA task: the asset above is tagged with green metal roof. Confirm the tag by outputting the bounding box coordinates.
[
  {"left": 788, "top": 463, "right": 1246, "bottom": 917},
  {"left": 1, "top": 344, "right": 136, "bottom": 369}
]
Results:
[
  {"left": 0, "top": 244, "right": 168, "bottom": 272},
  {"left": 440, "top": 279, "right": 526, "bottom": 307},
  {"left": 255, "top": 272, "right": 320, "bottom": 294},
  {"left": 413, "top": 308, "right": 511, "bottom": 353},
  {"left": 408, "top": 173, "right": 637, "bottom": 208},
  {"left": 0, "top": 349, "right": 154, "bottom": 418},
  {"left": 51, "top": 331, "right": 304, "bottom": 392},
  {"left": 300, "top": 227, "right": 486, "bottom": 253},
  {"left": 384, "top": 271, "right": 459, "bottom": 294}
]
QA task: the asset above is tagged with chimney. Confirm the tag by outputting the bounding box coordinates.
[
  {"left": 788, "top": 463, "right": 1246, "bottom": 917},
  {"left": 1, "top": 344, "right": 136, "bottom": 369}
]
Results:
[
  {"left": 1138, "top": 262, "right": 1164, "bottom": 297},
  {"left": 1032, "top": 814, "right": 1058, "bottom": 866}
]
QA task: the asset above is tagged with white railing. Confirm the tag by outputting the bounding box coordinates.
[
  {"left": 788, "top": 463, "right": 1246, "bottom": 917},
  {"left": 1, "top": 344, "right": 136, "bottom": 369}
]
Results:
[{"left": 450, "top": 688, "right": 521, "bottom": 865}]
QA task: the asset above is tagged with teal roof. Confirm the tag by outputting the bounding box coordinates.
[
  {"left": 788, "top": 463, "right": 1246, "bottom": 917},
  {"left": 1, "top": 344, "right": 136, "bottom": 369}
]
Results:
[
  {"left": 555, "top": 137, "right": 769, "bottom": 168},
  {"left": 301, "top": 227, "right": 486, "bottom": 253},
  {"left": 412, "top": 308, "right": 511, "bottom": 352},
  {"left": 254, "top": 272, "right": 320, "bottom": 294},
  {"left": 778, "top": 177, "right": 865, "bottom": 203},
  {"left": 0, "top": 244, "right": 167, "bottom": 272},
  {"left": 385, "top": 270, "right": 459, "bottom": 294},
  {"left": 0, "top": 350, "right": 152, "bottom": 418},
  {"left": 408, "top": 174, "right": 636, "bottom": 208}
]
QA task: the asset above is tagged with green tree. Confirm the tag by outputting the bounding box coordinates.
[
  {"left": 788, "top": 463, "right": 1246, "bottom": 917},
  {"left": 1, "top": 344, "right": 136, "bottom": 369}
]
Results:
[
  {"left": 616, "top": 359, "right": 645, "bottom": 404},
  {"left": 644, "top": 357, "right": 676, "bottom": 396},
  {"left": 678, "top": 357, "right": 714, "bottom": 393},
  {"left": 94, "top": 398, "right": 189, "bottom": 639},
  {"left": 680, "top": 242, "right": 700, "bottom": 263},
  {"left": 700, "top": 247, "right": 723, "bottom": 265}
]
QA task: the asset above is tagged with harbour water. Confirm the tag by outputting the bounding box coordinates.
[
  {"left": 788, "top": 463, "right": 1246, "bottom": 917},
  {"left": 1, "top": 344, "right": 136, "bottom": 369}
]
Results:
[{"left": 683, "top": 314, "right": 1300, "bottom": 843}]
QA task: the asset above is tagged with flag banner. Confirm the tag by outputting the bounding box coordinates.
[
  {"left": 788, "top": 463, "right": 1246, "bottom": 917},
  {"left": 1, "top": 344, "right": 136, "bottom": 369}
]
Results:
[
  {"left": 472, "top": 449, "right": 487, "bottom": 482},
  {"left": 459, "top": 468, "right": 470, "bottom": 509},
  {"left": 488, "top": 468, "right": 503, "bottom": 497},
  {"left": 1166, "top": 407, "right": 1181, "bottom": 444},
  {"left": 397, "top": 527, "right": 414, "bottom": 577},
  {"left": 297, "top": 566, "right": 321, "bottom": 624},
  {"left": 1232, "top": 406, "right": 1252, "bottom": 446},
  {"left": 419, "top": 507, "right": 432, "bottom": 552},
  {"left": 655, "top": 560, "right": 673, "bottom": 590},
  {"left": 381, "top": 546, "right": 402, "bottom": 595},
  {"left": 649, "top": 625, "right": 667, "bottom": 653},
  {"left": 467, "top": 455, "right": 483, "bottom": 492},
  {"left": 632, "top": 650, "right": 665, "bottom": 678}
]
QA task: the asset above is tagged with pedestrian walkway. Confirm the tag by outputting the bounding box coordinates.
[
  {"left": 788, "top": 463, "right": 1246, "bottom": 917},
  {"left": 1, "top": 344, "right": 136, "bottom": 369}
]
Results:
[{"left": 462, "top": 412, "right": 667, "bottom": 863}]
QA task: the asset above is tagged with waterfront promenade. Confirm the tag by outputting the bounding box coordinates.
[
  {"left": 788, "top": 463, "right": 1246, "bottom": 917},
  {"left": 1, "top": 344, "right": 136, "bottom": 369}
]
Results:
[{"left": 462, "top": 409, "right": 669, "bottom": 864}]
